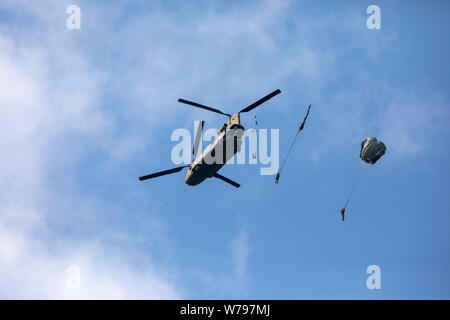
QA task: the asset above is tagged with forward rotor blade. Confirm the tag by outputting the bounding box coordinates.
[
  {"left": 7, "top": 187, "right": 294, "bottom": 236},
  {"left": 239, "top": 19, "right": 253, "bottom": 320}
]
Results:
[
  {"left": 139, "top": 166, "right": 187, "bottom": 181},
  {"left": 193, "top": 120, "right": 205, "bottom": 159},
  {"left": 178, "top": 99, "right": 230, "bottom": 117},
  {"left": 239, "top": 89, "right": 281, "bottom": 113},
  {"left": 213, "top": 173, "right": 240, "bottom": 188}
]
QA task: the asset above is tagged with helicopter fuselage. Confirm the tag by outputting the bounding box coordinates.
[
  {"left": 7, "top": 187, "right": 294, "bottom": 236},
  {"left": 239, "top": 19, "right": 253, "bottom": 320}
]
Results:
[{"left": 184, "top": 113, "right": 244, "bottom": 186}]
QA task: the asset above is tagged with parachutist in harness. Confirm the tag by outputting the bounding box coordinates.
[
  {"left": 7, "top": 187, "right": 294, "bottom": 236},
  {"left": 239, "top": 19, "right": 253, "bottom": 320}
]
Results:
[
  {"left": 275, "top": 173, "right": 280, "bottom": 184},
  {"left": 275, "top": 104, "right": 311, "bottom": 184},
  {"left": 340, "top": 208, "right": 345, "bottom": 221},
  {"left": 297, "top": 104, "right": 310, "bottom": 133}
]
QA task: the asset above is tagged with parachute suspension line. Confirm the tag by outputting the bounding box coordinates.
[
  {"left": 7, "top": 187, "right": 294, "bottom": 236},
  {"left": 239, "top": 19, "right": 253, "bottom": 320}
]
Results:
[
  {"left": 276, "top": 129, "right": 301, "bottom": 183},
  {"left": 275, "top": 104, "right": 311, "bottom": 184},
  {"left": 341, "top": 163, "right": 366, "bottom": 221},
  {"left": 343, "top": 166, "right": 363, "bottom": 209}
]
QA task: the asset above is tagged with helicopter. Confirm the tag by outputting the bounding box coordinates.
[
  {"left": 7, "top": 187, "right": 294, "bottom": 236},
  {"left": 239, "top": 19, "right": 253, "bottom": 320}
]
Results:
[{"left": 138, "top": 89, "right": 281, "bottom": 188}]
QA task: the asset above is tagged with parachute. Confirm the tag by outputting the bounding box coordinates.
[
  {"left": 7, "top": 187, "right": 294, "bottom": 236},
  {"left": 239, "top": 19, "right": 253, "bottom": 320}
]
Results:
[
  {"left": 340, "top": 137, "right": 386, "bottom": 221},
  {"left": 360, "top": 137, "right": 386, "bottom": 164}
]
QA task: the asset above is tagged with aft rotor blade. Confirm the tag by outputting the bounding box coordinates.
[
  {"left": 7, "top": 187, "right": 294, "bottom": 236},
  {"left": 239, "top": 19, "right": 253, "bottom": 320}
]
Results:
[
  {"left": 213, "top": 173, "right": 240, "bottom": 188},
  {"left": 239, "top": 89, "right": 281, "bottom": 113},
  {"left": 178, "top": 99, "right": 230, "bottom": 117},
  {"left": 139, "top": 166, "right": 187, "bottom": 181},
  {"left": 193, "top": 120, "right": 205, "bottom": 159}
]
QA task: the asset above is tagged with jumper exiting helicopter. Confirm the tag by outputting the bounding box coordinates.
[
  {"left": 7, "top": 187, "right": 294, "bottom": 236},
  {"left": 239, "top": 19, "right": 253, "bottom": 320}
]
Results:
[{"left": 139, "top": 89, "right": 282, "bottom": 188}]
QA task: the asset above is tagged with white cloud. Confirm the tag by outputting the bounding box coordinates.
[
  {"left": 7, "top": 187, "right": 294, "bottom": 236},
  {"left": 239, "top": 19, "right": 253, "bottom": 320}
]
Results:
[
  {"left": 185, "top": 225, "right": 251, "bottom": 299},
  {"left": 229, "top": 225, "right": 250, "bottom": 280},
  {"left": 0, "top": 3, "right": 180, "bottom": 298},
  {"left": 379, "top": 90, "right": 450, "bottom": 160},
  {"left": 0, "top": 207, "right": 180, "bottom": 299}
]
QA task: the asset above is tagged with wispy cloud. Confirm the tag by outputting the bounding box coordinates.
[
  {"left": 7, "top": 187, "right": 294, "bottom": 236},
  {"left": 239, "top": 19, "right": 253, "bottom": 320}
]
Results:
[
  {"left": 0, "top": 2, "right": 181, "bottom": 298},
  {"left": 0, "top": 207, "right": 179, "bottom": 299},
  {"left": 229, "top": 225, "right": 250, "bottom": 279}
]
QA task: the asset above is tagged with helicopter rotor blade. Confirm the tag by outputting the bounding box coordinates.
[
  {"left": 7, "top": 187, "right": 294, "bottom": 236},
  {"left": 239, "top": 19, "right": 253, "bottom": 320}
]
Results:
[
  {"left": 178, "top": 99, "right": 231, "bottom": 117},
  {"left": 193, "top": 120, "right": 205, "bottom": 159},
  {"left": 239, "top": 89, "right": 281, "bottom": 114},
  {"left": 139, "top": 166, "right": 188, "bottom": 181},
  {"left": 213, "top": 173, "right": 240, "bottom": 188}
]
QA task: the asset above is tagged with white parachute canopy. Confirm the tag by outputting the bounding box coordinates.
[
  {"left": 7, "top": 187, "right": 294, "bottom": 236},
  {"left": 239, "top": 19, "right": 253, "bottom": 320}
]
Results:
[{"left": 360, "top": 137, "right": 386, "bottom": 165}]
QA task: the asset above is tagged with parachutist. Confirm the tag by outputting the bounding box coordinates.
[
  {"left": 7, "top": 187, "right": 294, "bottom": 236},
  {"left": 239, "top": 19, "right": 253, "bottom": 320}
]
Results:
[
  {"left": 340, "top": 208, "right": 345, "bottom": 221},
  {"left": 275, "top": 173, "right": 280, "bottom": 184},
  {"left": 298, "top": 104, "right": 311, "bottom": 132}
]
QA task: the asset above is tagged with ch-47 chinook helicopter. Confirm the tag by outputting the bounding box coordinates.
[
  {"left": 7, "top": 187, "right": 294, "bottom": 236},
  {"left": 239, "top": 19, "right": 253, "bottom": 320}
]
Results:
[{"left": 139, "top": 89, "right": 281, "bottom": 188}]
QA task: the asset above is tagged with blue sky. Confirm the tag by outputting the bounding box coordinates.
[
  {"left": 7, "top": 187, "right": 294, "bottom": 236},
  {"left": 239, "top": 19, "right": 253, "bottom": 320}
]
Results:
[{"left": 0, "top": 0, "right": 448, "bottom": 299}]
